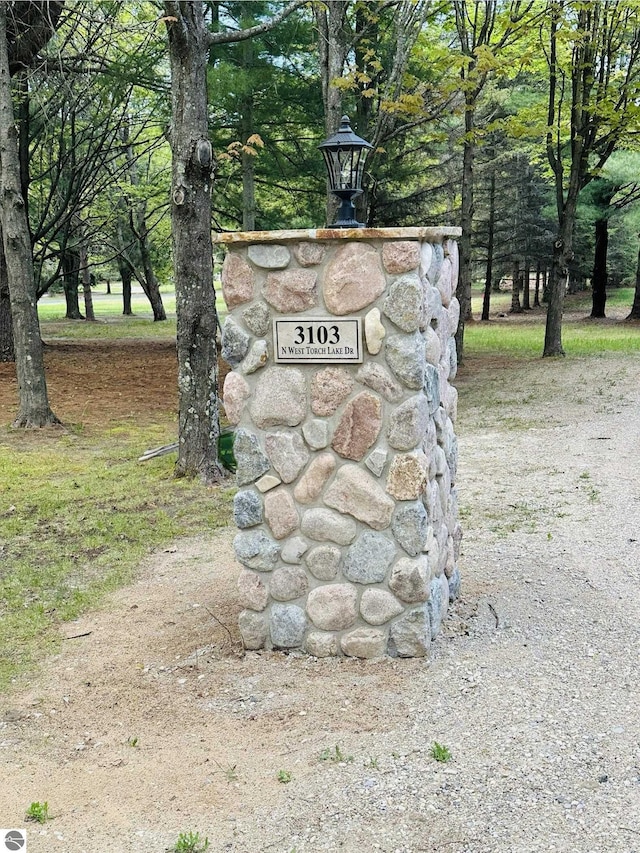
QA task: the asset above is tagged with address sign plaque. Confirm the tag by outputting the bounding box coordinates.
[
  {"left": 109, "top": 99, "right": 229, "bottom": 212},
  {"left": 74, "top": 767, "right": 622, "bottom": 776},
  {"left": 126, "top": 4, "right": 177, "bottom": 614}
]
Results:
[{"left": 273, "top": 317, "right": 363, "bottom": 364}]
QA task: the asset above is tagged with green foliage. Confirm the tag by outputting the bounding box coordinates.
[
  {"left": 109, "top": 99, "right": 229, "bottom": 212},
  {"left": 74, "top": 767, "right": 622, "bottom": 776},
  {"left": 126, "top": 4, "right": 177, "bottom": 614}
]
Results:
[
  {"left": 319, "top": 744, "right": 354, "bottom": 764},
  {"left": 430, "top": 742, "right": 452, "bottom": 763},
  {"left": 173, "top": 831, "right": 210, "bottom": 853},
  {"left": 25, "top": 801, "right": 50, "bottom": 824},
  {"left": 277, "top": 769, "right": 293, "bottom": 783}
]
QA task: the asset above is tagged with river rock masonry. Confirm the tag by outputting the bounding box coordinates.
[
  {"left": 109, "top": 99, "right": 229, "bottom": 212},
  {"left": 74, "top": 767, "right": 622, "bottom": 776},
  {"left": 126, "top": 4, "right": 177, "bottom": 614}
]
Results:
[{"left": 215, "top": 227, "right": 462, "bottom": 659}]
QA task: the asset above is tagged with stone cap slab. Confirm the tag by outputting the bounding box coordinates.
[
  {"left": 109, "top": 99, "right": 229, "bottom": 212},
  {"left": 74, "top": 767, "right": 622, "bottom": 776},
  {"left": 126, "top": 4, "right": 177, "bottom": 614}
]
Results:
[{"left": 212, "top": 226, "right": 462, "bottom": 246}]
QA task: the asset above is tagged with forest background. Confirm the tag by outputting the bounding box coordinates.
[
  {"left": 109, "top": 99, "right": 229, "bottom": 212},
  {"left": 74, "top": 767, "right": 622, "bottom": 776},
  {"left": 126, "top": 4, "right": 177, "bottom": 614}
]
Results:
[{"left": 3, "top": 0, "right": 640, "bottom": 473}]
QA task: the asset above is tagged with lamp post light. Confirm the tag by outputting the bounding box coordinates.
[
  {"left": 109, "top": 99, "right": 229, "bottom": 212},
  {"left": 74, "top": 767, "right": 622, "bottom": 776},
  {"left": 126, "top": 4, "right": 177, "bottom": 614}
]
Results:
[{"left": 319, "top": 115, "right": 373, "bottom": 229}]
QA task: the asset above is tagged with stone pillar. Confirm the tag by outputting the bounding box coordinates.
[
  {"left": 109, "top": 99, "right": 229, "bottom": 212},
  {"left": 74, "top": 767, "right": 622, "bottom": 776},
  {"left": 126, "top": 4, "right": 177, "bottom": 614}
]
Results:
[{"left": 214, "top": 227, "right": 462, "bottom": 659}]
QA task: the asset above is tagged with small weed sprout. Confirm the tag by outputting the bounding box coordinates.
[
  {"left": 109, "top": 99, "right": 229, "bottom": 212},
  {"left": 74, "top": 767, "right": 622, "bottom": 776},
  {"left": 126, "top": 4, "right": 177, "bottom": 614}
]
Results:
[
  {"left": 127, "top": 736, "right": 139, "bottom": 747},
  {"left": 364, "top": 756, "right": 379, "bottom": 770},
  {"left": 277, "top": 769, "right": 292, "bottom": 783},
  {"left": 25, "top": 801, "right": 50, "bottom": 823},
  {"left": 173, "top": 831, "right": 209, "bottom": 853},
  {"left": 430, "top": 741, "right": 452, "bottom": 763},
  {"left": 319, "top": 744, "right": 354, "bottom": 764}
]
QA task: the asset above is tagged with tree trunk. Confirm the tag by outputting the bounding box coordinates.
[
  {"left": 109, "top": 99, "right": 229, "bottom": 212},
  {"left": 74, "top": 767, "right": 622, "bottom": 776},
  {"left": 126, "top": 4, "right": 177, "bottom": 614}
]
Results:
[
  {"left": 591, "top": 215, "right": 608, "bottom": 318},
  {"left": 240, "top": 20, "right": 256, "bottom": 231},
  {"left": 534, "top": 261, "right": 541, "bottom": 307},
  {"left": 79, "top": 242, "right": 95, "bottom": 322},
  {"left": 118, "top": 256, "right": 133, "bottom": 315},
  {"left": 61, "top": 247, "right": 83, "bottom": 319},
  {"left": 481, "top": 166, "right": 495, "bottom": 322},
  {"left": 626, "top": 238, "right": 640, "bottom": 320},
  {"left": 544, "top": 237, "right": 569, "bottom": 356},
  {"left": 0, "top": 4, "right": 58, "bottom": 426},
  {"left": 510, "top": 259, "right": 522, "bottom": 313},
  {"left": 165, "top": 1, "right": 225, "bottom": 484},
  {"left": 523, "top": 259, "right": 531, "bottom": 310},
  {"left": 455, "top": 100, "right": 474, "bottom": 363},
  {"left": 121, "top": 122, "right": 166, "bottom": 321},
  {"left": 136, "top": 215, "right": 166, "bottom": 320},
  {"left": 544, "top": 192, "right": 577, "bottom": 356},
  {"left": 316, "top": 0, "right": 349, "bottom": 226},
  {"left": 0, "top": 230, "right": 13, "bottom": 361}
]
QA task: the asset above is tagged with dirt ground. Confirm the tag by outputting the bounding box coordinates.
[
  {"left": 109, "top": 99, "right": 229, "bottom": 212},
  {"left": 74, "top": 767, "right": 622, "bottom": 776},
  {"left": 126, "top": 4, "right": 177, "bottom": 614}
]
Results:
[
  {"left": 1, "top": 320, "right": 640, "bottom": 852},
  {"left": 0, "top": 339, "right": 179, "bottom": 429}
]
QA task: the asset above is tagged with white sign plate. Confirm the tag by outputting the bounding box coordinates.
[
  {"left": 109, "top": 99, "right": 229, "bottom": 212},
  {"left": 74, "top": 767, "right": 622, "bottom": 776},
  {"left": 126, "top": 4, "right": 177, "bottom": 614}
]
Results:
[{"left": 273, "top": 317, "right": 363, "bottom": 364}]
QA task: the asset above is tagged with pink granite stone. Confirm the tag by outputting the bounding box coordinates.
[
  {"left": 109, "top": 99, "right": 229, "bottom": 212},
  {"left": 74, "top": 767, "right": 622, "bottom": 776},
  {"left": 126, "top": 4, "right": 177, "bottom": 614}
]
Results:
[
  {"left": 263, "top": 269, "right": 318, "bottom": 313},
  {"left": 331, "top": 391, "right": 382, "bottom": 461},
  {"left": 222, "top": 371, "right": 250, "bottom": 425},
  {"left": 382, "top": 241, "right": 421, "bottom": 274},
  {"left": 323, "top": 243, "right": 386, "bottom": 315},
  {"left": 264, "top": 488, "right": 300, "bottom": 540},
  {"left": 237, "top": 569, "right": 269, "bottom": 611},
  {"left": 293, "top": 453, "right": 336, "bottom": 504},
  {"left": 221, "top": 252, "right": 254, "bottom": 309},
  {"left": 311, "top": 367, "right": 353, "bottom": 417}
]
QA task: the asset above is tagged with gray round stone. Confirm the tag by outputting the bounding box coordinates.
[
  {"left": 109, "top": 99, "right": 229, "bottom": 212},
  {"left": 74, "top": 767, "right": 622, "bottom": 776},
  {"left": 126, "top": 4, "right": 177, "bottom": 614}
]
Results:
[
  {"left": 264, "top": 430, "right": 310, "bottom": 483},
  {"left": 234, "top": 429, "right": 271, "bottom": 487},
  {"left": 300, "top": 508, "right": 357, "bottom": 546},
  {"left": 304, "top": 630, "right": 339, "bottom": 657},
  {"left": 270, "top": 603, "right": 306, "bottom": 648},
  {"left": 233, "top": 489, "right": 263, "bottom": 528},
  {"left": 233, "top": 529, "right": 280, "bottom": 571},
  {"left": 248, "top": 243, "right": 290, "bottom": 269},
  {"left": 360, "top": 589, "right": 404, "bottom": 626},
  {"left": 238, "top": 609, "right": 268, "bottom": 650},
  {"left": 388, "top": 606, "right": 430, "bottom": 657},
  {"left": 427, "top": 241, "right": 444, "bottom": 283},
  {"left": 305, "top": 544, "right": 342, "bottom": 580},
  {"left": 242, "top": 301, "right": 271, "bottom": 336},
  {"left": 424, "top": 364, "right": 441, "bottom": 414},
  {"left": 343, "top": 531, "right": 396, "bottom": 584},
  {"left": 387, "top": 394, "right": 430, "bottom": 452},
  {"left": 340, "top": 627, "right": 387, "bottom": 659},
  {"left": 385, "top": 332, "right": 426, "bottom": 389},
  {"left": 392, "top": 500, "right": 429, "bottom": 557},
  {"left": 383, "top": 273, "right": 423, "bottom": 332},
  {"left": 221, "top": 317, "right": 250, "bottom": 366},
  {"left": 241, "top": 339, "right": 269, "bottom": 375}
]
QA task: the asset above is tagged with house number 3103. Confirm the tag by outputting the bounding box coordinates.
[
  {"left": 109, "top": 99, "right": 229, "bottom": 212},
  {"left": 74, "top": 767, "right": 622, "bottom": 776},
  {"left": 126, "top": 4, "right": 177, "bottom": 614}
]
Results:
[{"left": 293, "top": 324, "right": 340, "bottom": 345}]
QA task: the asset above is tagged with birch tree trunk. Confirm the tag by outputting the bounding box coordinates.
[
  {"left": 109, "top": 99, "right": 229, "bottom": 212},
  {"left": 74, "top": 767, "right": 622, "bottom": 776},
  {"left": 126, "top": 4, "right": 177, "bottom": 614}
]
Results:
[
  {"left": 0, "top": 3, "right": 58, "bottom": 426},
  {"left": 165, "top": 1, "right": 225, "bottom": 483}
]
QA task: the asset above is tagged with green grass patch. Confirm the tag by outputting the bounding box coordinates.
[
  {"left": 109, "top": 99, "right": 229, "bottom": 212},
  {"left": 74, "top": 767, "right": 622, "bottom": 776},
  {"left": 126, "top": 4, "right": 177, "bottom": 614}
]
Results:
[
  {"left": 0, "top": 425, "right": 233, "bottom": 692},
  {"left": 465, "top": 318, "right": 640, "bottom": 357},
  {"left": 37, "top": 288, "right": 228, "bottom": 342}
]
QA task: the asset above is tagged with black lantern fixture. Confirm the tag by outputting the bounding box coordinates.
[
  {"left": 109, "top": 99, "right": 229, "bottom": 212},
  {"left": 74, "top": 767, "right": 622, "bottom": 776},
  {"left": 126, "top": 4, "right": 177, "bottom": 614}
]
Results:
[{"left": 319, "top": 115, "right": 373, "bottom": 228}]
